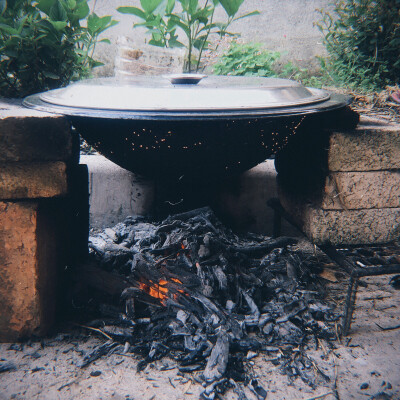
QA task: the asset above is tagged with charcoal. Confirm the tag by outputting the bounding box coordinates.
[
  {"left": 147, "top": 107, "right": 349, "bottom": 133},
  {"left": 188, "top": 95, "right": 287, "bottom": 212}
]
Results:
[
  {"left": 249, "top": 379, "right": 268, "bottom": 400},
  {"left": 81, "top": 206, "right": 341, "bottom": 391},
  {"left": 0, "top": 361, "right": 17, "bottom": 373},
  {"left": 78, "top": 341, "right": 118, "bottom": 368},
  {"left": 203, "top": 333, "right": 230, "bottom": 382}
]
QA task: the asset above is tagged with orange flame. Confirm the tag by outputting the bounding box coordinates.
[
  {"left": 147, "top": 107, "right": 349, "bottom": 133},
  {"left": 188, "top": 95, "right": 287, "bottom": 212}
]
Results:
[{"left": 139, "top": 277, "right": 185, "bottom": 304}]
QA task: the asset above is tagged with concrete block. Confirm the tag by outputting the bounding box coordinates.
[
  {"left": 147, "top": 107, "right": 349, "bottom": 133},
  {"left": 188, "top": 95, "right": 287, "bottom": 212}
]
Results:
[
  {"left": 115, "top": 38, "right": 184, "bottom": 77},
  {"left": 279, "top": 186, "right": 400, "bottom": 245},
  {"left": 0, "top": 99, "right": 76, "bottom": 162},
  {"left": 321, "top": 170, "right": 400, "bottom": 210},
  {"left": 0, "top": 202, "right": 58, "bottom": 341},
  {"left": 328, "top": 116, "right": 400, "bottom": 171},
  {"left": 0, "top": 162, "right": 68, "bottom": 200},
  {"left": 80, "top": 155, "right": 155, "bottom": 229},
  {"left": 215, "top": 160, "right": 298, "bottom": 235}
]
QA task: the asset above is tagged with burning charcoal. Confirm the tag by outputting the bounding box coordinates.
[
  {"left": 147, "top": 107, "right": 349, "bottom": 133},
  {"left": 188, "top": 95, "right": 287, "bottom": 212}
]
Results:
[
  {"left": 241, "top": 291, "right": 260, "bottom": 319},
  {"left": 201, "top": 378, "right": 228, "bottom": 400},
  {"left": 232, "top": 338, "right": 262, "bottom": 352},
  {"left": 246, "top": 351, "right": 258, "bottom": 360},
  {"left": 368, "top": 393, "right": 392, "bottom": 400},
  {"left": 102, "top": 325, "right": 134, "bottom": 338},
  {"left": 226, "top": 300, "right": 236, "bottom": 313},
  {"left": 80, "top": 205, "right": 344, "bottom": 390},
  {"left": 178, "top": 364, "right": 203, "bottom": 373},
  {"left": 0, "top": 361, "right": 17, "bottom": 373},
  {"left": 103, "top": 228, "right": 118, "bottom": 242},
  {"left": 89, "top": 236, "right": 108, "bottom": 254},
  {"left": 125, "top": 297, "right": 135, "bottom": 320},
  {"left": 79, "top": 341, "right": 118, "bottom": 368},
  {"left": 229, "top": 379, "right": 249, "bottom": 400},
  {"left": 390, "top": 275, "right": 400, "bottom": 289},
  {"left": 262, "top": 322, "right": 274, "bottom": 336},
  {"left": 249, "top": 379, "right": 268, "bottom": 400},
  {"left": 203, "top": 333, "right": 230, "bottom": 383},
  {"left": 274, "top": 321, "right": 303, "bottom": 344},
  {"left": 131, "top": 253, "right": 153, "bottom": 273},
  {"left": 198, "top": 244, "right": 211, "bottom": 259}
]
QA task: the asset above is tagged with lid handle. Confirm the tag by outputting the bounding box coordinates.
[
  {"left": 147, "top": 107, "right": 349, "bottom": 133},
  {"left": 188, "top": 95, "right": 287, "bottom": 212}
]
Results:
[{"left": 164, "top": 74, "right": 207, "bottom": 85}]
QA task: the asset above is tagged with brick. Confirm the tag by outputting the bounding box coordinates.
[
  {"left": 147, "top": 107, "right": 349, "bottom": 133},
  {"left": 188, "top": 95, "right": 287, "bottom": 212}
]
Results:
[
  {"left": 328, "top": 116, "right": 400, "bottom": 171},
  {"left": 0, "top": 162, "right": 68, "bottom": 200},
  {"left": 0, "top": 201, "right": 58, "bottom": 341},
  {"left": 0, "top": 99, "right": 75, "bottom": 162},
  {"left": 279, "top": 186, "right": 400, "bottom": 245},
  {"left": 321, "top": 170, "right": 400, "bottom": 210}
]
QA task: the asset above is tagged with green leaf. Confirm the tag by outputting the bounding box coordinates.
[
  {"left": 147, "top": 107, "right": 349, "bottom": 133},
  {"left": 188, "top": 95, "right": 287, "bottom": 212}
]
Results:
[
  {"left": 0, "top": 0, "right": 6, "bottom": 16},
  {"left": 170, "top": 15, "right": 190, "bottom": 37},
  {"left": 168, "top": 37, "right": 184, "bottom": 47},
  {"left": 149, "top": 38, "right": 164, "bottom": 46},
  {"left": 166, "top": 0, "right": 175, "bottom": 14},
  {"left": 36, "top": 0, "right": 57, "bottom": 15},
  {"left": 233, "top": 10, "right": 260, "bottom": 22},
  {"left": 189, "top": 0, "right": 198, "bottom": 14},
  {"left": 49, "top": 20, "right": 68, "bottom": 30},
  {"left": 0, "top": 23, "right": 18, "bottom": 35},
  {"left": 219, "top": 0, "right": 244, "bottom": 17},
  {"left": 87, "top": 13, "right": 117, "bottom": 35},
  {"left": 75, "top": 1, "right": 90, "bottom": 19},
  {"left": 99, "top": 38, "right": 111, "bottom": 44},
  {"left": 49, "top": 1, "right": 68, "bottom": 21},
  {"left": 117, "top": 6, "right": 146, "bottom": 19},
  {"left": 65, "top": 0, "right": 76, "bottom": 10},
  {"left": 140, "top": 0, "right": 163, "bottom": 14},
  {"left": 42, "top": 70, "right": 60, "bottom": 79}
]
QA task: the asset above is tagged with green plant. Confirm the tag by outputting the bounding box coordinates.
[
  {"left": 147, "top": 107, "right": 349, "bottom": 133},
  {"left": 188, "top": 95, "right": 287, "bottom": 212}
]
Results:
[
  {"left": 212, "top": 42, "right": 280, "bottom": 76},
  {"left": 0, "top": 0, "right": 118, "bottom": 97},
  {"left": 279, "top": 59, "right": 334, "bottom": 88},
  {"left": 316, "top": 0, "right": 400, "bottom": 92},
  {"left": 118, "top": 0, "right": 259, "bottom": 73}
]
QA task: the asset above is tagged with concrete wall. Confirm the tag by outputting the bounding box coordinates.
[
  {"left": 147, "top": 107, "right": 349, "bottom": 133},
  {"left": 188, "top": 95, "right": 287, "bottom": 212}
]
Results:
[{"left": 89, "top": 0, "right": 332, "bottom": 76}]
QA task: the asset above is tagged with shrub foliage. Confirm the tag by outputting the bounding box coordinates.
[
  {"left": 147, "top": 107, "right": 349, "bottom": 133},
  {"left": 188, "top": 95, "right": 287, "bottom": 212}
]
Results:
[
  {"left": 0, "top": 0, "right": 117, "bottom": 98},
  {"left": 317, "top": 0, "right": 400, "bottom": 91}
]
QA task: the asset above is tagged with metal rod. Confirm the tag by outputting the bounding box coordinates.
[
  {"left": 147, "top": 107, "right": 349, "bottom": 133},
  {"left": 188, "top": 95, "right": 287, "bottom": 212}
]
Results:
[{"left": 342, "top": 275, "right": 359, "bottom": 336}]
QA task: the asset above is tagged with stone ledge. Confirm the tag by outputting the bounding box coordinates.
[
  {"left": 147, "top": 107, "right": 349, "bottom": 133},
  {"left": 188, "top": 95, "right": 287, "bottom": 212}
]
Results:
[
  {"left": 0, "top": 99, "right": 75, "bottom": 162},
  {"left": 0, "top": 162, "right": 68, "bottom": 200},
  {"left": 279, "top": 186, "right": 400, "bottom": 245},
  {"left": 328, "top": 116, "right": 400, "bottom": 171},
  {"left": 321, "top": 170, "right": 400, "bottom": 210}
]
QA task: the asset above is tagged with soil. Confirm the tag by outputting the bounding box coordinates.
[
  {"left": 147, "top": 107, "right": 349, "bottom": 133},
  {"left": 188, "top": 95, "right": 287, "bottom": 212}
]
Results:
[{"left": 1, "top": 272, "right": 399, "bottom": 400}]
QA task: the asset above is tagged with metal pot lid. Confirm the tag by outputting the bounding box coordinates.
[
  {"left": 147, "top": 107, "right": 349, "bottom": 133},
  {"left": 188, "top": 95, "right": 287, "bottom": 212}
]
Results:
[{"left": 29, "top": 75, "right": 331, "bottom": 112}]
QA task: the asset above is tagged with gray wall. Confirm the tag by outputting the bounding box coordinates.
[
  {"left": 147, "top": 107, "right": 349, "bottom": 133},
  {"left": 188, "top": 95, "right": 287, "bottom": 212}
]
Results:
[{"left": 89, "top": 0, "right": 333, "bottom": 76}]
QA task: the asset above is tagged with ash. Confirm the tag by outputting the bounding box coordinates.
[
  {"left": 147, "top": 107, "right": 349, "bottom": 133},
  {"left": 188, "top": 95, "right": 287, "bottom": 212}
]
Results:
[{"left": 79, "top": 207, "right": 340, "bottom": 399}]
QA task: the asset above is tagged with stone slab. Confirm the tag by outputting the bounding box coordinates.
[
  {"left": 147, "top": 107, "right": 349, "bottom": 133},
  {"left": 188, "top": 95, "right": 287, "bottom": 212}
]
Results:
[
  {"left": 328, "top": 116, "right": 400, "bottom": 171},
  {"left": 80, "top": 155, "right": 155, "bottom": 229},
  {"left": 0, "top": 162, "right": 68, "bottom": 199},
  {"left": 321, "top": 170, "right": 400, "bottom": 210},
  {"left": 279, "top": 186, "right": 400, "bottom": 245},
  {"left": 0, "top": 201, "right": 58, "bottom": 341},
  {"left": 0, "top": 99, "right": 75, "bottom": 162}
]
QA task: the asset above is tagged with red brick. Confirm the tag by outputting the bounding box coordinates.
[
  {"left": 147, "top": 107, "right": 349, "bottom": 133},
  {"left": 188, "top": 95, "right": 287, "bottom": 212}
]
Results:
[{"left": 0, "top": 202, "right": 58, "bottom": 341}]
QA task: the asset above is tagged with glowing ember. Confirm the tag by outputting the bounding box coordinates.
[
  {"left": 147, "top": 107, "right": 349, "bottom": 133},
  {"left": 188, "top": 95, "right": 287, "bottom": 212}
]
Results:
[{"left": 139, "top": 278, "right": 185, "bottom": 304}]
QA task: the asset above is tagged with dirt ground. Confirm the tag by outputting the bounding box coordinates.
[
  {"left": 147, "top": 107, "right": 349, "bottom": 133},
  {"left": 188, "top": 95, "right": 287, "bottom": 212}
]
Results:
[{"left": 0, "top": 272, "right": 399, "bottom": 400}]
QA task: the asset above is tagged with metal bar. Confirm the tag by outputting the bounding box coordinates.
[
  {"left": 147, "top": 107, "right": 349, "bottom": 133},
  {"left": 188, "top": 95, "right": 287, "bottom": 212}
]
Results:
[
  {"left": 267, "top": 198, "right": 305, "bottom": 236},
  {"left": 272, "top": 207, "right": 282, "bottom": 238},
  {"left": 352, "top": 264, "right": 400, "bottom": 277},
  {"left": 342, "top": 275, "right": 359, "bottom": 336},
  {"left": 267, "top": 198, "right": 400, "bottom": 335}
]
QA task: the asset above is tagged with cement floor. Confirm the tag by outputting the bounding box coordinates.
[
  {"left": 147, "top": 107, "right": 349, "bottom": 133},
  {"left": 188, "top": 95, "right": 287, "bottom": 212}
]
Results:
[{"left": 0, "top": 274, "right": 399, "bottom": 400}]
